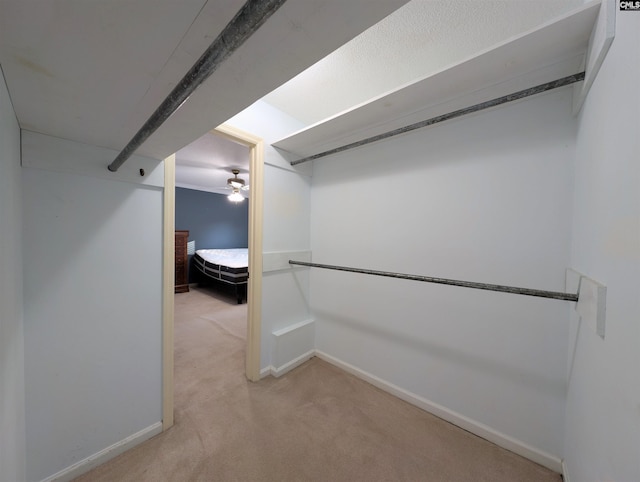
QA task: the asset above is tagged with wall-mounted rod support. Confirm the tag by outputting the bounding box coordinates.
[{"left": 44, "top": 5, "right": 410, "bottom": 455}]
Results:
[
  {"left": 290, "top": 72, "right": 585, "bottom": 166},
  {"left": 289, "top": 260, "right": 579, "bottom": 302},
  {"left": 108, "top": 0, "right": 287, "bottom": 172}
]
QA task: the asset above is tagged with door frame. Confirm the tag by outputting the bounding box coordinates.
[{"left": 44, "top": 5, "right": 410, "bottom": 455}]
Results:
[{"left": 162, "top": 124, "right": 264, "bottom": 430}]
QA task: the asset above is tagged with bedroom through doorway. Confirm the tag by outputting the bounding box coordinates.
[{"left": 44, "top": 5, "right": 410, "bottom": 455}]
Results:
[
  {"left": 174, "top": 130, "right": 251, "bottom": 303},
  {"left": 162, "top": 125, "right": 264, "bottom": 430}
]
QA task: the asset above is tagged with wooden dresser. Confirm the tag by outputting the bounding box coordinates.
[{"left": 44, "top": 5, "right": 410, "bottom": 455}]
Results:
[{"left": 175, "top": 230, "right": 189, "bottom": 293}]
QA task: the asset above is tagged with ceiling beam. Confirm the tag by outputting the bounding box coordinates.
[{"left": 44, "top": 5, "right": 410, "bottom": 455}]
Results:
[{"left": 108, "top": 0, "right": 287, "bottom": 172}]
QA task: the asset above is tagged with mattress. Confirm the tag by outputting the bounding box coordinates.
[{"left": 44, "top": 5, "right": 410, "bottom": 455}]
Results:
[{"left": 193, "top": 248, "right": 248, "bottom": 284}]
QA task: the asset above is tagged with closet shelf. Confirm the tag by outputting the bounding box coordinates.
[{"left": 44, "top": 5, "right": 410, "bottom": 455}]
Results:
[{"left": 272, "top": 1, "right": 601, "bottom": 161}]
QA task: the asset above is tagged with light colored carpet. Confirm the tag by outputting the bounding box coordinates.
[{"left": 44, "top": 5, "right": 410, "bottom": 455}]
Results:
[{"left": 75, "top": 286, "right": 561, "bottom": 481}]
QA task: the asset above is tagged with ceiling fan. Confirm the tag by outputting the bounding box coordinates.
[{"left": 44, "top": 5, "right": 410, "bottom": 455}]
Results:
[{"left": 225, "top": 169, "right": 249, "bottom": 202}]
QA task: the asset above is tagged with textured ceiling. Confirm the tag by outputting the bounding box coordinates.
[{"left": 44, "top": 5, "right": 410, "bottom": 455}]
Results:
[{"left": 262, "top": 0, "right": 585, "bottom": 126}]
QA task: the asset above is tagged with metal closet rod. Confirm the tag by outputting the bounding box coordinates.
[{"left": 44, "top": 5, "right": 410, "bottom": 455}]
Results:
[
  {"left": 290, "top": 71, "right": 586, "bottom": 166},
  {"left": 289, "top": 260, "right": 579, "bottom": 302},
  {"left": 108, "top": 0, "right": 287, "bottom": 172}
]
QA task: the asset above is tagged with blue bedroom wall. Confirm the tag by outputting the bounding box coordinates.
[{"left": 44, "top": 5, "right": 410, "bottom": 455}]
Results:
[{"left": 175, "top": 187, "right": 248, "bottom": 282}]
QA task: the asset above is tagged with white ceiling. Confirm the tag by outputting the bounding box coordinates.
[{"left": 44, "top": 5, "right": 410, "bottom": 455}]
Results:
[
  {"left": 175, "top": 131, "right": 250, "bottom": 197},
  {"left": 0, "top": 0, "right": 242, "bottom": 155},
  {"left": 0, "top": 0, "right": 586, "bottom": 190},
  {"left": 0, "top": 0, "right": 407, "bottom": 160}
]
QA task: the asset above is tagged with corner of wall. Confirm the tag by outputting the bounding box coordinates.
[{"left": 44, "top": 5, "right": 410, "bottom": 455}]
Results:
[
  {"left": 564, "top": 7, "right": 640, "bottom": 480},
  {"left": 0, "top": 61, "right": 27, "bottom": 482}
]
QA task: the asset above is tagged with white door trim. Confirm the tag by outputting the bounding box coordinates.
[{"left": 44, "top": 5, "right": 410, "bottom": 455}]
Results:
[
  {"left": 162, "top": 154, "right": 176, "bottom": 430},
  {"left": 214, "top": 123, "right": 264, "bottom": 382},
  {"left": 162, "top": 125, "right": 264, "bottom": 430}
]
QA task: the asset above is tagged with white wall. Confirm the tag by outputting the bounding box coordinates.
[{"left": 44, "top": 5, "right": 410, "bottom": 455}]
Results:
[
  {"left": 227, "top": 101, "right": 314, "bottom": 371},
  {"left": 310, "top": 88, "right": 576, "bottom": 465},
  {"left": 564, "top": 10, "right": 640, "bottom": 482},
  {"left": 21, "top": 133, "right": 164, "bottom": 481},
  {"left": 0, "top": 67, "right": 26, "bottom": 482}
]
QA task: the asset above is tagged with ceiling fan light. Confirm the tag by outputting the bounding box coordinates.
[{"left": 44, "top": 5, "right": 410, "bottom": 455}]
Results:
[
  {"left": 227, "top": 169, "right": 245, "bottom": 190},
  {"left": 228, "top": 190, "right": 244, "bottom": 203}
]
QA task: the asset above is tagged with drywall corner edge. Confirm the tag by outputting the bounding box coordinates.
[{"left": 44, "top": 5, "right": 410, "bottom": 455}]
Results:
[
  {"left": 573, "top": 0, "right": 615, "bottom": 113},
  {"left": 562, "top": 459, "right": 572, "bottom": 482}
]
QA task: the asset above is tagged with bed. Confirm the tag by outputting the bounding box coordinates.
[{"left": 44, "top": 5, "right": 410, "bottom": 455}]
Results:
[{"left": 192, "top": 248, "right": 248, "bottom": 304}]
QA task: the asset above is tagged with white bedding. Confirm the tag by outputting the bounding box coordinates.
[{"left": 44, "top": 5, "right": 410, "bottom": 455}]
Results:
[{"left": 195, "top": 248, "right": 248, "bottom": 268}]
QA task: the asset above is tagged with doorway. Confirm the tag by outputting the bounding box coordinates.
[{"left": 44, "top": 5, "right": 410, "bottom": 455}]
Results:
[{"left": 162, "top": 124, "right": 264, "bottom": 430}]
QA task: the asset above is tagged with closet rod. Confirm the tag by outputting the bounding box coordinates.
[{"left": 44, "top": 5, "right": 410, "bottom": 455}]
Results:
[
  {"left": 289, "top": 71, "right": 585, "bottom": 166},
  {"left": 289, "top": 260, "right": 579, "bottom": 302},
  {"left": 108, "top": 0, "right": 287, "bottom": 172}
]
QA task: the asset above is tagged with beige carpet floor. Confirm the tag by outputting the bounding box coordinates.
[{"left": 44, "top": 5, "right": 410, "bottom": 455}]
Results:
[{"left": 75, "top": 285, "right": 561, "bottom": 482}]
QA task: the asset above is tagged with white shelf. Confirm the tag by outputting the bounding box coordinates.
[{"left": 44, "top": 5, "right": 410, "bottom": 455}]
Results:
[{"left": 272, "top": 1, "right": 601, "bottom": 160}]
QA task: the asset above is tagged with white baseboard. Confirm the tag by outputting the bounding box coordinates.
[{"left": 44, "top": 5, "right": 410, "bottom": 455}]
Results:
[
  {"left": 315, "top": 350, "right": 562, "bottom": 474},
  {"left": 42, "top": 422, "right": 163, "bottom": 482},
  {"left": 260, "top": 349, "right": 316, "bottom": 379},
  {"left": 271, "top": 350, "right": 315, "bottom": 377}
]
